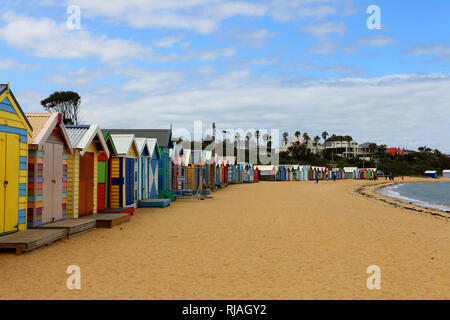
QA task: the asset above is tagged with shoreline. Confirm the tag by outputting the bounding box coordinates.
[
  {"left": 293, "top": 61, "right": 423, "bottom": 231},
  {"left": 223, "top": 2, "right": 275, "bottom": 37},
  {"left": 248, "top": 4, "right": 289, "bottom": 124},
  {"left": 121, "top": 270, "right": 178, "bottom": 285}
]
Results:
[{"left": 354, "top": 177, "right": 450, "bottom": 221}]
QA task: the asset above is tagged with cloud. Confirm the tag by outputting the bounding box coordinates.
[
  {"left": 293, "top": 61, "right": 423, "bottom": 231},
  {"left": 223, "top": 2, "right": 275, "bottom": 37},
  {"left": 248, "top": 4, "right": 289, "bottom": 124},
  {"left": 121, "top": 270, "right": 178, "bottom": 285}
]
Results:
[
  {"left": 67, "top": 0, "right": 268, "bottom": 34},
  {"left": 353, "top": 35, "right": 395, "bottom": 47},
  {"left": 406, "top": 44, "right": 450, "bottom": 62},
  {"left": 153, "top": 37, "right": 183, "bottom": 48},
  {"left": 0, "top": 12, "right": 150, "bottom": 63},
  {"left": 268, "top": 0, "right": 355, "bottom": 22},
  {"left": 0, "top": 59, "right": 34, "bottom": 71},
  {"left": 298, "top": 62, "right": 367, "bottom": 76},
  {"left": 301, "top": 21, "right": 347, "bottom": 38},
  {"left": 233, "top": 29, "right": 275, "bottom": 48},
  {"left": 54, "top": 71, "right": 450, "bottom": 152},
  {"left": 301, "top": 21, "right": 347, "bottom": 56}
]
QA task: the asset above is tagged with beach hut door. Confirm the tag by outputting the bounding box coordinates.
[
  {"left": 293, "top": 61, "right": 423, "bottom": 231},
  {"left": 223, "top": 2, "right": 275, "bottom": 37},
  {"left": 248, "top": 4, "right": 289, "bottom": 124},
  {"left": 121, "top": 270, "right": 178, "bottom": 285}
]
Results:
[
  {"left": 79, "top": 152, "right": 94, "bottom": 216},
  {"left": 0, "top": 133, "right": 20, "bottom": 233},
  {"left": 125, "top": 158, "right": 134, "bottom": 206},
  {"left": 42, "top": 143, "right": 64, "bottom": 224}
]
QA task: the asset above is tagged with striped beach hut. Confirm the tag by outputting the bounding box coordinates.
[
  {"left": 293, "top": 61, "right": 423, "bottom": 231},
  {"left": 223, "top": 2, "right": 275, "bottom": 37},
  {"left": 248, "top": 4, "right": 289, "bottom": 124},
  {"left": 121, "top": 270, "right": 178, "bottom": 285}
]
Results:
[
  {"left": 65, "top": 125, "right": 109, "bottom": 218},
  {"left": 135, "top": 138, "right": 150, "bottom": 201},
  {"left": 110, "top": 134, "right": 139, "bottom": 207},
  {"left": 147, "top": 138, "right": 161, "bottom": 199},
  {"left": 25, "top": 113, "right": 73, "bottom": 227},
  {"left": 97, "top": 131, "right": 118, "bottom": 211},
  {"left": 0, "top": 84, "right": 33, "bottom": 235}
]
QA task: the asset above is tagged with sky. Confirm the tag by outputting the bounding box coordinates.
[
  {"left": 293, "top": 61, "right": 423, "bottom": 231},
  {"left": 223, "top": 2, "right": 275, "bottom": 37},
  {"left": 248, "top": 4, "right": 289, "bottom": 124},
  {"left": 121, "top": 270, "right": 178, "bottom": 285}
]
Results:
[{"left": 0, "top": 0, "right": 449, "bottom": 152}]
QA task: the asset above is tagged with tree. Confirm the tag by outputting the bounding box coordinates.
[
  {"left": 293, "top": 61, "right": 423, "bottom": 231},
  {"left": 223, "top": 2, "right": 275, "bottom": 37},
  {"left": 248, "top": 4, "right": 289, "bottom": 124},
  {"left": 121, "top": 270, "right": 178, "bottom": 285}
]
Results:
[
  {"left": 321, "top": 131, "right": 329, "bottom": 142},
  {"left": 282, "top": 132, "right": 289, "bottom": 145},
  {"left": 294, "top": 131, "right": 301, "bottom": 140},
  {"left": 302, "top": 132, "right": 310, "bottom": 145},
  {"left": 41, "top": 91, "right": 81, "bottom": 125},
  {"left": 314, "top": 136, "right": 320, "bottom": 147}
]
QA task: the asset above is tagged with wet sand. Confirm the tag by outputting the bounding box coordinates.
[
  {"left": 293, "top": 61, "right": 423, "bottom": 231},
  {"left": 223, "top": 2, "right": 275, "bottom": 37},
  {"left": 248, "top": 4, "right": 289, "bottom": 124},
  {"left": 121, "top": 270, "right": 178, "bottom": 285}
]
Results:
[{"left": 1, "top": 178, "right": 449, "bottom": 300}]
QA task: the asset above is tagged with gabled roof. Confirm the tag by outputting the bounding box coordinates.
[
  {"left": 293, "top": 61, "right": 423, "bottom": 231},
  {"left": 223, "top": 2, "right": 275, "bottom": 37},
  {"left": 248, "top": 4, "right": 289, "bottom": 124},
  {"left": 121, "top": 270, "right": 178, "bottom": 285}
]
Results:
[
  {"left": 102, "top": 131, "right": 118, "bottom": 156},
  {"left": 0, "top": 83, "right": 33, "bottom": 134},
  {"left": 110, "top": 134, "right": 138, "bottom": 157},
  {"left": 25, "top": 112, "right": 73, "bottom": 154},
  {"left": 135, "top": 138, "right": 150, "bottom": 156},
  {"left": 146, "top": 138, "right": 161, "bottom": 159},
  {"left": 65, "top": 124, "right": 109, "bottom": 157},
  {"left": 105, "top": 129, "right": 174, "bottom": 148}
]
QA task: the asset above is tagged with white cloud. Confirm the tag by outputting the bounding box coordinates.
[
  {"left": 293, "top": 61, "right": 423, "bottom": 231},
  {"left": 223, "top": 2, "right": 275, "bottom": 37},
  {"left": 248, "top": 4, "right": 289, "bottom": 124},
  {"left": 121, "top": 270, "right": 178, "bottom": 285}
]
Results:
[
  {"left": 407, "top": 44, "right": 450, "bottom": 62},
  {"left": 153, "top": 37, "right": 182, "bottom": 48},
  {"left": 60, "top": 71, "right": 450, "bottom": 152},
  {"left": 353, "top": 35, "right": 395, "bottom": 47},
  {"left": 301, "top": 21, "right": 347, "bottom": 38},
  {"left": 0, "top": 12, "right": 150, "bottom": 63},
  {"left": 68, "top": 0, "right": 267, "bottom": 34}
]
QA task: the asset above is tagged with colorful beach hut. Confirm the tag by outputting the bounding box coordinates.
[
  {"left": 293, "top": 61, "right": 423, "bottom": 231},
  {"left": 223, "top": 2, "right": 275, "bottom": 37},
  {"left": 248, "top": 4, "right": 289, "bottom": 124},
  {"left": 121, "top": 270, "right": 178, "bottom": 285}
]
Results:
[
  {"left": 65, "top": 125, "right": 109, "bottom": 218},
  {"left": 135, "top": 138, "right": 150, "bottom": 201},
  {"left": 110, "top": 134, "right": 139, "bottom": 208},
  {"left": 0, "top": 84, "right": 33, "bottom": 235},
  {"left": 97, "top": 131, "right": 118, "bottom": 211},
  {"left": 25, "top": 113, "right": 73, "bottom": 226},
  {"left": 147, "top": 138, "right": 161, "bottom": 199},
  {"left": 424, "top": 170, "right": 438, "bottom": 179}
]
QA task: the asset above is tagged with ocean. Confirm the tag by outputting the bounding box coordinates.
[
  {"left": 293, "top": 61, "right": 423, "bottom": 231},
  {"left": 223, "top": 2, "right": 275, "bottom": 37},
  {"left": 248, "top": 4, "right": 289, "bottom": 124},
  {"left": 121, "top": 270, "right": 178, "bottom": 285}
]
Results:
[{"left": 380, "top": 182, "right": 450, "bottom": 212}]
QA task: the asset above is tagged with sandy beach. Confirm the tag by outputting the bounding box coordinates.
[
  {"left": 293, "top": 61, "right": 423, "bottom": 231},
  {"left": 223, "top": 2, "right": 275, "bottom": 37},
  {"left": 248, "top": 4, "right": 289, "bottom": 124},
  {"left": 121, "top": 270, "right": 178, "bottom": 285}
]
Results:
[{"left": 1, "top": 178, "right": 449, "bottom": 300}]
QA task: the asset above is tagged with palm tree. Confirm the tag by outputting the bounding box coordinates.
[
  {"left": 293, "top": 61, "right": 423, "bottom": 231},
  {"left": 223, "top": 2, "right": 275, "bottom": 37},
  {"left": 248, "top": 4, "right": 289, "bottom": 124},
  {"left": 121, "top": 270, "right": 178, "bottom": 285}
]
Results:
[
  {"left": 302, "top": 132, "right": 310, "bottom": 146},
  {"left": 282, "top": 132, "right": 289, "bottom": 145},
  {"left": 294, "top": 131, "right": 301, "bottom": 141},
  {"left": 321, "top": 131, "right": 329, "bottom": 143},
  {"left": 314, "top": 136, "right": 320, "bottom": 147}
]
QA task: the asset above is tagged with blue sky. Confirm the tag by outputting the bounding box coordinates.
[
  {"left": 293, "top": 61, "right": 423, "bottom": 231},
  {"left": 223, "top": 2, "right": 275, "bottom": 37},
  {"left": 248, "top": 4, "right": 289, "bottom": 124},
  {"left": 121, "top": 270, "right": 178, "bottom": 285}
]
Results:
[{"left": 1, "top": 0, "right": 449, "bottom": 152}]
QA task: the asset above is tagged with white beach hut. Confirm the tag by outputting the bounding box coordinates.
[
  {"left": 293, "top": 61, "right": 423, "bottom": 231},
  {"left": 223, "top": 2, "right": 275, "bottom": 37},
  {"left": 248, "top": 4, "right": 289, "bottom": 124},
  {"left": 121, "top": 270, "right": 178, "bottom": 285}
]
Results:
[
  {"left": 443, "top": 170, "right": 450, "bottom": 178},
  {"left": 344, "top": 167, "right": 358, "bottom": 179}
]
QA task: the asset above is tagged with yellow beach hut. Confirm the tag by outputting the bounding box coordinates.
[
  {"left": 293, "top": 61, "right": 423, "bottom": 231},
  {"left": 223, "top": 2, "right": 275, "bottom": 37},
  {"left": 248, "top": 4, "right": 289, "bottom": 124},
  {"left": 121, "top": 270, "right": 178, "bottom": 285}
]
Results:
[
  {"left": 25, "top": 113, "right": 73, "bottom": 227},
  {"left": 109, "top": 134, "right": 139, "bottom": 208},
  {"left": 0, "top": 84, "right": 33, "bottom": 235},
  {"left": 65, "top": 125, "right": 109, "bottom": 218}
]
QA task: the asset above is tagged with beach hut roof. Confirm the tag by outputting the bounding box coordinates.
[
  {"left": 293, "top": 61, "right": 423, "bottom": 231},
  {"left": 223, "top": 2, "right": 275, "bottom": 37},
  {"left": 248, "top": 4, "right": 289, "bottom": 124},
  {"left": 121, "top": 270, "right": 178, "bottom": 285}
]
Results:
[
  {"left": 101, "top": 131, "right": 118, "bottom": 156},
  {"left": 0, "top": 84, "right": 33, "bottom": 134},
  {"left": 146, "top": 138, "right": 161, "bottom": 159},
  {"left": 344, "top": 167, "right": 358, "bottom": 172},
  {"left": 65, "top": 124, "right": 109, "bottom": 157},
  {"left": 135, "top": 137, "right": 150, "bottom": 156},
  {"left": 443, "top": 169, "right": 450, "bottom": 173},
  {"left": 25, "top": 112, "right": 73, "bottom": 154},
  {"left": 425, "top": 170, "right": 437, "bottom": 174},
  {"left": 105, "top": 128, "right": 174, "bottom": 148},
  {"left": 110, "top": 134, "right": 138, "bottom": 156}
]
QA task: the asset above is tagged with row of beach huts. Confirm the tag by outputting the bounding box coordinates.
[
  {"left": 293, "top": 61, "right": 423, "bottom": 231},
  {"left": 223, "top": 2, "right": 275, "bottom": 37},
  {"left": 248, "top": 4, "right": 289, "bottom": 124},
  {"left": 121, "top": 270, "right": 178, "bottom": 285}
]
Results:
[{"left": 1, "top": 84, "right": 448, "bottom": 247}]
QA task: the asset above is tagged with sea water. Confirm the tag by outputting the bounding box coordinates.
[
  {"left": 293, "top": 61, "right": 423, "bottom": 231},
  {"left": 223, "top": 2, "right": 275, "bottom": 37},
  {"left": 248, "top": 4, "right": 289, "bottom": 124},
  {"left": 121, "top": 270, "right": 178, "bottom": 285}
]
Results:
[{"left": 380, "top": 182, "right": 450, "bottom": 212}]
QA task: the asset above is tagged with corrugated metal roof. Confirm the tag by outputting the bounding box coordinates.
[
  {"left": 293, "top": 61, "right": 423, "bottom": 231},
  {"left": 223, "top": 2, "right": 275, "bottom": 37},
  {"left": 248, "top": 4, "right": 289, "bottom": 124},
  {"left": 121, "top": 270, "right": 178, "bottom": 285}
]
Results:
[
  {"left": 106, "top": 129, "right": 173, "bottom": 147},
  {"left": 110, "top": 134, "right": 135, "bottom": 155},
  {"left": 65, "top": 125, "right": 90, "bottom": 148},
  {"left": 0, "top": 84, "right": 6, "bottom": 93}
]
